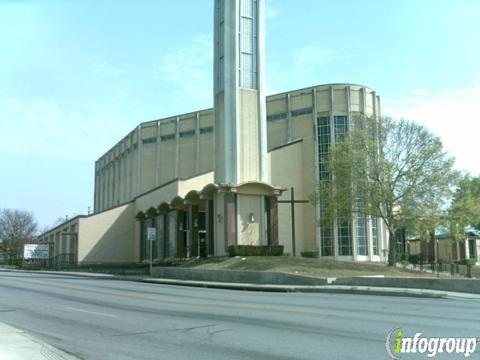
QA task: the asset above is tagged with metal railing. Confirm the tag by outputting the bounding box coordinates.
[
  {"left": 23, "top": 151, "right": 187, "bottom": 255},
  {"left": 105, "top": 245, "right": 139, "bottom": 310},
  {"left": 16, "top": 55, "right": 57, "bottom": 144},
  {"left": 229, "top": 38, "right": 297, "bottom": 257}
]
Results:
[
  {"left": 51, "top": 253, "right": 77, "bottom": 268},
  {"left": 409, "top": 261, "right": 475, "bottom": 278}
]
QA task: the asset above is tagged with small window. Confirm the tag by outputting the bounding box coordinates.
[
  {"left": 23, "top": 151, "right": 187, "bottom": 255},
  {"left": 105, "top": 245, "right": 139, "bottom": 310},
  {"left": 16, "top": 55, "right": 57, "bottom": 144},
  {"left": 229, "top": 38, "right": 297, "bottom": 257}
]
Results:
[
  {"left": 291, "top": 107, "right": 313, "bottom": 117},
  {"left": 160, "top": 134, "right": 175, "bottom": 141},
  {"left": 267, "top": 113, "right": 288, "bottom": 122},
  {"left": 142, "top": 137, "right": 157, "bottom": 145},
  {"left": 199, "top": 126, "right": 213, "bottom": 134},
  {"left": 179, "top": 130, "right": 195, "bottom": 138}
]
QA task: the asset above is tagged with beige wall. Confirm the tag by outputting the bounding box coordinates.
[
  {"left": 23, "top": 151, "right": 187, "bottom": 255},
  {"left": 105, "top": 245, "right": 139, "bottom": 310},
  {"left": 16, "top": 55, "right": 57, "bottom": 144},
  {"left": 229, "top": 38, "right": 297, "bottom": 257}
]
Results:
[
  {"left": 408, "top": 239, "right": 466, "bottom": 262},
  {"left": 270, "top": 140, "right": 311, "bottom": 255},
  {"left": 135, "top": 182, "right": 179, "bottom": 214},
  {"left": 238, "top": 88, "right": 261, "bottom": 183},
  {"left": 134, "top": 171, "right": 214, "bottom": 214},
  {"left": 177, "top": 172, "right": 214, "bottom": 198},
  {"left": 95, "top": 109, "right": 214, "bottom": 213},
  {"left": 140, "top": 123, "right": 157, "bottom": 194},
  {"left": 38, "top": 218, "right": 80, "bottom": 260},
  {"left": 178, "top": 114, "right": 196, "bottom": 178},
  {"left": 198, "top": 112, "right": 214, "bottom": 173},
  {"left": 236, "top": 194, "right": 264, "bottom": 246},
  {"left": 78, "top": 203, "right": 135, "bottom": 263}
]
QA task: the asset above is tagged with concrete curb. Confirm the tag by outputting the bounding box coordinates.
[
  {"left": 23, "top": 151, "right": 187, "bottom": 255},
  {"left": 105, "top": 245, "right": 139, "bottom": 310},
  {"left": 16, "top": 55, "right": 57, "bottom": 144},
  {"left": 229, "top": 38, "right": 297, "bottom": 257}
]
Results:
[
  {"left": 334, "top": 276, "right": 480, "bottom": 294},
  {"left": 141, "top": 278, "right": 480, "bottom": 299},
  {"left": 0, "top": 268, "right": 117, "bottom": 279},
  {"left": 3, "top": 268, "right": 480, "bottom": 299}
]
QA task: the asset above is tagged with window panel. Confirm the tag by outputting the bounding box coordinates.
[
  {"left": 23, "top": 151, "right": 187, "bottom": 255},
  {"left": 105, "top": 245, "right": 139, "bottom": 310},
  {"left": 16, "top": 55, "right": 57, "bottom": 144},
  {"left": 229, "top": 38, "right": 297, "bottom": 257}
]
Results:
[{"left": 337, "top": 219, "right": 352, "bottom": 256}]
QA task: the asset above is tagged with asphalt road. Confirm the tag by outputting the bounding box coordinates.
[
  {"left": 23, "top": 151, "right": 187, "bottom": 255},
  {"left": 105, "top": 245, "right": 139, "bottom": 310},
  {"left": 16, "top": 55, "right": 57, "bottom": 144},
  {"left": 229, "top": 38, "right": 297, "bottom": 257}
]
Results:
[{"left": 0, "top": 271, "right": 478, "bottom": 360}]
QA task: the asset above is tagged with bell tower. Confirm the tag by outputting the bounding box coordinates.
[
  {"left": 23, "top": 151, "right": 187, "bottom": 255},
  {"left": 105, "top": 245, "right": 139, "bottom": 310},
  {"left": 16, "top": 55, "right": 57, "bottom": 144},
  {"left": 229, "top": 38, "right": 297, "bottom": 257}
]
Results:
[
  {"left": 212, "top": 0, "right": 279, "bottom": 254},
  {"left": 214, "top": 0, "right": 268, "bottom": 185}
]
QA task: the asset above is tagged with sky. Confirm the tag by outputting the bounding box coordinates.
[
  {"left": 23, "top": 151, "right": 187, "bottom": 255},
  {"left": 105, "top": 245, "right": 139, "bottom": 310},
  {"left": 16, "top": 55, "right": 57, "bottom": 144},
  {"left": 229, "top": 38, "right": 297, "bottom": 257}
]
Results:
[{"left": 1, "top": 0, "right": 479, "bottom": 230}]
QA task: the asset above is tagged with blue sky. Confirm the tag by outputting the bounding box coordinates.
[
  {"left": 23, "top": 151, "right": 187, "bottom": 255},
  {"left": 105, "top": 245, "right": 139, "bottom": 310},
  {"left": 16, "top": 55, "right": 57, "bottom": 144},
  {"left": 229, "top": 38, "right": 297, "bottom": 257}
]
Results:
[{"left": 1, "top": 0, "right": 479, "bottom": 229}]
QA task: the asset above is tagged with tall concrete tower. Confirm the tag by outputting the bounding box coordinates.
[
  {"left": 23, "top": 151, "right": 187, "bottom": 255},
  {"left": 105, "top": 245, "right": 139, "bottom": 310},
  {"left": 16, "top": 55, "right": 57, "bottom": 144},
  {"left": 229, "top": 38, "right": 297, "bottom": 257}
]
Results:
[
  {"left": 213, "top": 0, "right": 268, "bottom": 184},
  {"left": 212, "top": 0, "right": 280, "bottom": 254}
]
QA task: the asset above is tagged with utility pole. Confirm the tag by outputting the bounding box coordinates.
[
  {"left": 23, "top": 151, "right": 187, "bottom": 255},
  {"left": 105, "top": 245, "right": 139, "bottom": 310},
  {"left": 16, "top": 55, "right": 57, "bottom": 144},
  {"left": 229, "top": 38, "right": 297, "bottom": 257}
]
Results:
[
  {"left": 149, "top": 238, "right": 153, "bottom": 277},
  {"left": 146, "top": 227, "right": 156, "bottom": 276}
]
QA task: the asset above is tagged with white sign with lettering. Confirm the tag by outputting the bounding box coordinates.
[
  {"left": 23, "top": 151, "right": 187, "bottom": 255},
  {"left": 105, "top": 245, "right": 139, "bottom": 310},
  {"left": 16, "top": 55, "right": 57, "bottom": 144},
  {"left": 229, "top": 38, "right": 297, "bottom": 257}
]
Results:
[
  {"left": 23, "top": 244, "right": 50, "bottom": 259},
  {"left": 147, "top": 227, "right": 156, "bottom": 241}
]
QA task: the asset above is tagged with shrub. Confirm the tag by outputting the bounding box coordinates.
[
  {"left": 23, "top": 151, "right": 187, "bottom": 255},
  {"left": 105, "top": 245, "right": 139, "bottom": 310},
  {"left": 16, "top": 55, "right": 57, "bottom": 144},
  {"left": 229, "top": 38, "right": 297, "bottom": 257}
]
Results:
[
  {"left": 407, "top": 254, "right": 427, "bottom": 264},
  {"left": 228, "top": 245, "right": 284, "bottom": 257},
  {"left": 456, "top": 258, "right": 477, "bottom": 266},
  {"left": 301, "top": 251, "right": 319, "bottom": 258}
]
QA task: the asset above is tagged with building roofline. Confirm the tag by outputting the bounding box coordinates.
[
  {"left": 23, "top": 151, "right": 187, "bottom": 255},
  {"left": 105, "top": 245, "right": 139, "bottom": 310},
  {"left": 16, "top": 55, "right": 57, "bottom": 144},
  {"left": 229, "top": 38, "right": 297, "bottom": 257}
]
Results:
[
  {"left": 95, "top": 82, "right": 379, "bottom": 163},
  {"left": 269, "top": 138, "right": 303, "bottom": 152},
  {"left": 96, "top": 108, "right": 215, "bottom": 161},
  {"left": 38, "top": 215, "right": 88, "bottom": 238},
  {"left": 40, "top": 171, "right": 216, "bottom": 237},
  {"left": 265, "top": 83, "right": 376, "bottom": 97},
  {"left": 139, "top": 107, "right": 214, "bottom": 127}
]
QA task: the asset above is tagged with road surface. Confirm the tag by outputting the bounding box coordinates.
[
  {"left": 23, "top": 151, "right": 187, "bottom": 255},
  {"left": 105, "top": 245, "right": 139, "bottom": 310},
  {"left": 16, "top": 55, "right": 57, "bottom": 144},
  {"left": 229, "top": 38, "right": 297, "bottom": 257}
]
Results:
[{"left": 0, "top": 270, "right": 478, "bottom": 359}]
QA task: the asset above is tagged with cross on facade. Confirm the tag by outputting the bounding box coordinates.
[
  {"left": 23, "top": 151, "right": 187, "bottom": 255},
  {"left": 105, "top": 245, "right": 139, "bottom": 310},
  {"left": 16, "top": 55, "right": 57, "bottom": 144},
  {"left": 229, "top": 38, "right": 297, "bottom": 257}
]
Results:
[{"left": 278, "top": 187, "right": 309, "bottom": 257}]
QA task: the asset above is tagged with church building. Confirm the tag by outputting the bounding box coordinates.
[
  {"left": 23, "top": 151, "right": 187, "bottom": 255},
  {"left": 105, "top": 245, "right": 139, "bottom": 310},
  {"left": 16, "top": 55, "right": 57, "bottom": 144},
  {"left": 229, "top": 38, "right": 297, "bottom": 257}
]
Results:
[{"left": 39, "top": 0, "right": 387, "bottom": 264}]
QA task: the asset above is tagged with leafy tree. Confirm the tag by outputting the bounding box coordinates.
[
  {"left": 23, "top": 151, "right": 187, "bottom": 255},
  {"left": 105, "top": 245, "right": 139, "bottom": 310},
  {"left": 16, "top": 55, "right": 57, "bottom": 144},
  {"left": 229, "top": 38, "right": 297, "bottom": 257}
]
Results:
[
  {"left": 0, "top": 209, "right": 38, "bottom": 257},
  {"left": 316, "top": 116, "right": 457, "bottom": 266},
  {"left": 448, "top": 175, "right": 480, "bottom": 241}
]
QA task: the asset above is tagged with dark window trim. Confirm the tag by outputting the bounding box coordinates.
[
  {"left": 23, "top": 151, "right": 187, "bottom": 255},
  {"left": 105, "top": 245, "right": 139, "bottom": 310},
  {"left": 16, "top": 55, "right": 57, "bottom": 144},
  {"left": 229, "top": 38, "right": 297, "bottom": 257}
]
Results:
[
  {"left": 291, "top": 107, "right": 313, "bottom": 117},
  {"left": 179, "top": 130, "right": 196, "bottom": 138},
  {"left": 160, "top": 134, "right": 176, "bottom": 141}
]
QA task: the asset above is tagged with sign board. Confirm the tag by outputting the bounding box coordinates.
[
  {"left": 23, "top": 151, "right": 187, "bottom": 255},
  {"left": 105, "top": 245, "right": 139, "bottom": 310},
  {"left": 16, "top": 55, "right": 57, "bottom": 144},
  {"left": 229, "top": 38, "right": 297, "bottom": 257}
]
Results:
[
  {"left": 23, "top": 244, "right": 50, "bottom": 260},
  {"left": 147, "top": 227, "right": 156, "bottom": 241}
]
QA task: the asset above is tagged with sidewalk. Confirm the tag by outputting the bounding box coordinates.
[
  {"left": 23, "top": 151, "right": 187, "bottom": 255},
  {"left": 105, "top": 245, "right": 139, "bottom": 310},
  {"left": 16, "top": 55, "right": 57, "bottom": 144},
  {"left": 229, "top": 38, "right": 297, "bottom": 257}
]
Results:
[{"left": 0, "top": 322, "right": 79, "bottom": 360}]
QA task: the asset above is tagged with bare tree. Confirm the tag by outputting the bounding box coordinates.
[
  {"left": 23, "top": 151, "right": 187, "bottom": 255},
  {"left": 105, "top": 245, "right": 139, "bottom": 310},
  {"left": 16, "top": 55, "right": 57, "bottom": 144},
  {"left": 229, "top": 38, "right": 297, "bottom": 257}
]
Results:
[{"left": 0, "top": 209, "right": 38, "bottom": 257}]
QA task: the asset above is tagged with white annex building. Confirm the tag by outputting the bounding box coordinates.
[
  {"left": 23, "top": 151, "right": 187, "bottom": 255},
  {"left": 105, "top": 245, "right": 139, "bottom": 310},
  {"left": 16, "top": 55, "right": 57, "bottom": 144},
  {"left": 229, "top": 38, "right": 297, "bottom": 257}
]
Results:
[{"left": 39, "top": 0, "right": 389, "bottom": 264}]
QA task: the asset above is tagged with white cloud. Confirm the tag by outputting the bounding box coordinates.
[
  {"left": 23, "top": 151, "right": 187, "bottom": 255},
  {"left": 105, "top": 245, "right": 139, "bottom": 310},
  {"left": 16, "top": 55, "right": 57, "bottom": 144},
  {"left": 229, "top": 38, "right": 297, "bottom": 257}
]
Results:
[
  {"left": 156, "top": 34, "right": 213, "bottom": 108},
  {"left": 382, "top": 83, "right": 480, "bottom": 175}
]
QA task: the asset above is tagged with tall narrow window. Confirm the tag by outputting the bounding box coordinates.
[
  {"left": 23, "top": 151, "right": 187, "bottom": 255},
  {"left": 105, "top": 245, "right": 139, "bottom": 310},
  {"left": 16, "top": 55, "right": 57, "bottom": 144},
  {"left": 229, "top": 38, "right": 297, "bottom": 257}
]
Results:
[
  {"left": 317, "top": 116, "right": 333, "bottom": 256},
  {"left": 355, "top": 193, "right": 368, "bottom": 256},
  {"left": 356, "top": 216, "right": 368, "bottom": 256},
  {"left": 321, "top": 226, "right": 334, "bottom": 256},
  {"left": 317, "top": 116, "right": 330, "bottom": 181},
  {"left": 372, "top": 218, "right": 379, "bottom": 256},
  {"left": 337, "top": 219, "right": 352, "bottom": 256},
  {"left": 334, "top": 115, "right": 348, "bottom": 140},
  {"left": 239, "top": 0, "right": 258, "bottom": 88}
]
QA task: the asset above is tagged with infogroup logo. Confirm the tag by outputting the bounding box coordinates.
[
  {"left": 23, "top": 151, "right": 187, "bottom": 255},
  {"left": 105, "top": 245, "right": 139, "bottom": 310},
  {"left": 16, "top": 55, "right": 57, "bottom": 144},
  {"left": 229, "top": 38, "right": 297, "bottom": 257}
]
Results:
[{"left": 385, "top": 328, "right": 479, "bottom": 359}]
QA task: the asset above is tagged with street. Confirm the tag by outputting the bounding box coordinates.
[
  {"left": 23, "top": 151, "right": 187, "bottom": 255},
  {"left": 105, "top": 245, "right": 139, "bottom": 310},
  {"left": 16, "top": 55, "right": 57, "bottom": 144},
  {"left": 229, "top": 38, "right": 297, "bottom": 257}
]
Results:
[{"left": 0, "top": 270, "right": 478, "bottom": 359}]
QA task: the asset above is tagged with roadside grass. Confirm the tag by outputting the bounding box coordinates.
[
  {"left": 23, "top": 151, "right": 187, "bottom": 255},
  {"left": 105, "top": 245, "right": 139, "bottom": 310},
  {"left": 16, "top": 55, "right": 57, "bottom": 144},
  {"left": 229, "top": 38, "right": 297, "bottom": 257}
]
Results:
[{"left": 181, "top": 256, "right": 443, "bottom": 278}]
